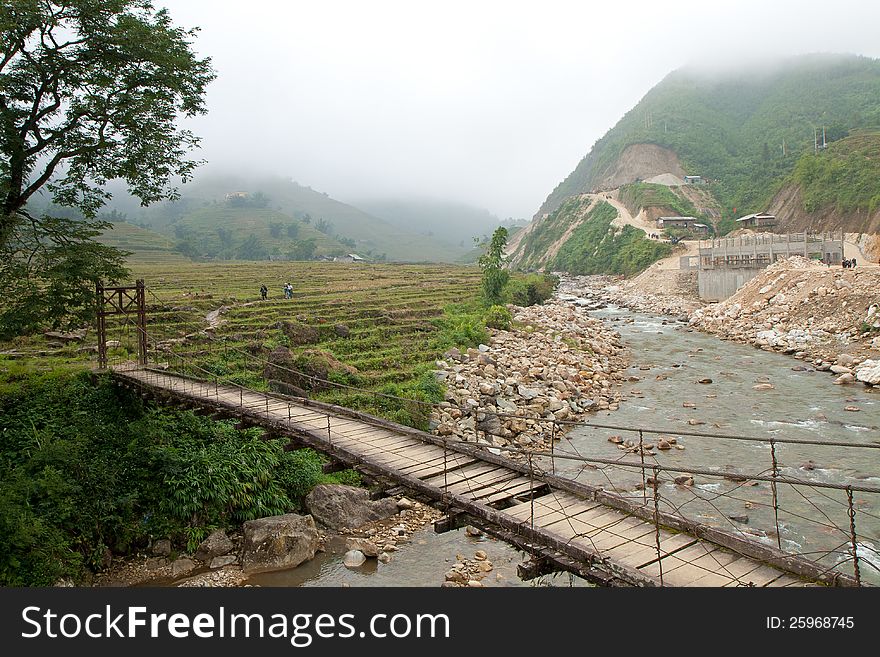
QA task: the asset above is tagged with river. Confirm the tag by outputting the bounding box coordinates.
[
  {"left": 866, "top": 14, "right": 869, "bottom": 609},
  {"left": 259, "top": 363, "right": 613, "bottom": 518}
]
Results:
[
  {"left": 250, "top": 295, "right": 880, "bottom": 587},
  {"left": 554, "top": 302, "right": 880, "bottom": 583}
]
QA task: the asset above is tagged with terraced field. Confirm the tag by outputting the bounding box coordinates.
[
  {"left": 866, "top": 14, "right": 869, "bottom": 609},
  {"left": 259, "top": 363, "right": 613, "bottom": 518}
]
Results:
[{"left": 97, "top": 260, "right": 484, "bottom": 423}]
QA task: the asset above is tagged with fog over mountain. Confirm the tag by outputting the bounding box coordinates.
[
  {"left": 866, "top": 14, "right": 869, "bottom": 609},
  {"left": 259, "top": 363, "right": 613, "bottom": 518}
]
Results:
[{"left": 158, "top": 0, "right": 880, "bottom": 221}]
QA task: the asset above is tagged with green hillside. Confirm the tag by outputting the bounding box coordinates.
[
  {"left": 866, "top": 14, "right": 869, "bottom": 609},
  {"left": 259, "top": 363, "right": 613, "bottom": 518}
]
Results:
[
  {"left": 109, "top": 175, "right": 469, "bottom": 262},
  {"left": 541, "top": 54, "right": 880, "bottom": 219},
  {"left": 551, "top": 202, "right": 672, "bottom": 276},
  {"left": 97, "top": 221, "right": 176, "bottom": 251},
  {"left": 791, "top": 132, "right": 880, "bottom": 215},
  {"left": 171, "top": 206, "right": 351, "bottom": 260}
]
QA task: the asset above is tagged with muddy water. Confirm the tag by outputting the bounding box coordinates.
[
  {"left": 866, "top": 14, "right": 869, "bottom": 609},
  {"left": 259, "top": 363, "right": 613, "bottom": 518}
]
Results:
[{"left": 556, "top": 303, "right": 880, "bottom": 582}]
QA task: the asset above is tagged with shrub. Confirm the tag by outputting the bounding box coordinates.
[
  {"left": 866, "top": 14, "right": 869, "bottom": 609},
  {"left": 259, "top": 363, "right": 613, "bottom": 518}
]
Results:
[{"left": 484, "top": 305, "right": 512, "bottom": 330}]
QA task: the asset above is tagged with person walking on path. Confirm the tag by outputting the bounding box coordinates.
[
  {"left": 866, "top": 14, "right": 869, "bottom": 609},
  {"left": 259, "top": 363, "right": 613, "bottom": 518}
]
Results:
[{"left": 260, "top": 284, "right": 268, "bottom": 300}]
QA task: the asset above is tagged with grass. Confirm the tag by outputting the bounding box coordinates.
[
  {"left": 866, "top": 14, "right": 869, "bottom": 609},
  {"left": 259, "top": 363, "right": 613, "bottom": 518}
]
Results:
[{"left": 0, "top": 257, "right": 485, "bottom": 428}]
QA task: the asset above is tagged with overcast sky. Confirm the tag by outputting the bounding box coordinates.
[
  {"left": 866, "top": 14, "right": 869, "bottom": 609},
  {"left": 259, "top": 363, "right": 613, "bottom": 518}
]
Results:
[{"left": 162, "top": 0, "right": 880, "bottom": 219}]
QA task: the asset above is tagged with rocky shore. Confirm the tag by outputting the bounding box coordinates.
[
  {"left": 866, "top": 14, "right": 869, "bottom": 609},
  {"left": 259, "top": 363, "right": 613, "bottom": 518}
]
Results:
[
  {"left": 92, "top": 485, "right": 441, "bottom": 588},
  {"left": 430, "top": 300, "right": 628, "bottom": 456},
  {"left": 558, "top": 259, "right": 880, "bottom": 388}
]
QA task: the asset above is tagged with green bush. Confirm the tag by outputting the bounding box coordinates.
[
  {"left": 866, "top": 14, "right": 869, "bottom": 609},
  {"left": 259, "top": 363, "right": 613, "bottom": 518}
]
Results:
[
  {"left": 505, "top": 273, "right": 558, "bottom": 306},
  {"left": 551, "top": 202, "right": 672, "bottom": 276},
  {"left": 484, "top": 305, "right": 512, "bottom": 330},
  {"left": 0, "top": 371, "right": 353, "bottom": 585}
]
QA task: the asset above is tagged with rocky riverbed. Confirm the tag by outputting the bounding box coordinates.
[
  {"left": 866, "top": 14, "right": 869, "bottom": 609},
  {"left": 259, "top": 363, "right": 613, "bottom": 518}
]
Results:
[
  {"left": 559, "top": 259, "right": 880, "bottom": 389},
  {"left": 430, "top": 300, "right": 629, "bottom": 455}
]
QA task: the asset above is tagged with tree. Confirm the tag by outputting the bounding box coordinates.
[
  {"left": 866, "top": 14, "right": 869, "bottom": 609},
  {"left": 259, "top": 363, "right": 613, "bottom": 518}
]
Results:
[
  {"left": 288, "top": 238, "right": 317, "bottom": 261},
  {"left": 236, "top": 233, "right": 268, "bottom": 261},
  {"left": 0, "top": 0, "right": 215, "bottom": 334},
  {"left": 478, "top": 227, "right": 509, "bottom": 305}
]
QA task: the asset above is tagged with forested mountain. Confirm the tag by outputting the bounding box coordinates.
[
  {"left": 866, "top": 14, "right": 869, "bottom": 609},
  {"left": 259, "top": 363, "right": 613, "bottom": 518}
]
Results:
[{"left": 540, "top": 54, "right": 880, "bottom": 221}]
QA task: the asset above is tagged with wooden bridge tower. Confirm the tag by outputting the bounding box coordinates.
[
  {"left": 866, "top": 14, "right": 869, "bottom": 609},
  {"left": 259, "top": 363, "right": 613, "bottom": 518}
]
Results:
[{"left": 95, "top": 279, "right": 147, "bottom": 369}]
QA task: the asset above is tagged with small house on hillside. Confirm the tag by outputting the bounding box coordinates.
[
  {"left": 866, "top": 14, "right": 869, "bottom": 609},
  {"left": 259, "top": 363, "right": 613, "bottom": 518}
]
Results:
[
  {"left": 736, "top": 212, "right": 776, "bottom": 229},
  {"left": 684, "top": 175, "right": 703, "bottom": 185},
  {"left": 658, "top": 216, "right": 699, "bottom": 230},
  {"left": 224, "top": 191, "right": 249, "bottom": 201},
  {"left": 691, "top": 222, "right": 709, "bottom": 235}
]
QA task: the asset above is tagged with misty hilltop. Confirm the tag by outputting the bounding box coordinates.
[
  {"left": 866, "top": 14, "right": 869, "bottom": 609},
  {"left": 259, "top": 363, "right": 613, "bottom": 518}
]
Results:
[
  {"left": 539, "top": 53, "right": 880, "bottom": 220},
  {"left": 101, "top": 175, "right": 500, "bottom": 263}
]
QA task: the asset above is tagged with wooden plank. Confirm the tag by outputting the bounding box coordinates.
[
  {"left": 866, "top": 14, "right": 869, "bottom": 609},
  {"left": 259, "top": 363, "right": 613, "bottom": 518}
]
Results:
[
  {"left": 503, "top": 492, "right": 586, "bottom": 521},
  {"left": 369, "top": 445, "right": 447, "bottom": 467},
  {"left": 433, "top": 469, "right": 523, "bottom": 498},
  {"left": 398, "top": 455, "right": 478, "bottom": 478},
  {"left": 422, "top": 462, "right": 508, "bottom": 487},
  {"left": 478, "top": 478, "right": 545, "bottom": 503}
]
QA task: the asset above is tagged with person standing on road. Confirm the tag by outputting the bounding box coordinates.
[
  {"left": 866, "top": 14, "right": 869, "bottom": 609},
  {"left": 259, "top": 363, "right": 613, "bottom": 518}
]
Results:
[{"left": 260, "top": 284, "right": 268, "bottom": 300}]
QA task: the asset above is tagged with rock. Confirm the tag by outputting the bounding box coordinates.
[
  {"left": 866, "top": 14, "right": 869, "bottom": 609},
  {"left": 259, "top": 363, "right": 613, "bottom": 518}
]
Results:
[
  {"left": 44, "top": 329, "right": 87, "bottom": 342},
  {"left": 607, "top": 435, "right": 624, "bottom": 444},
  {"left": 209, "top": 555, "right": 238, "bottom": 569},
  {"left": 687, "top": 418, "right": 705, "bottom": 425},
  {"left": 753, "top": 383, "right": 775, "bottom": 391},
  {"left": 151, "top": 539, "right": 172, "bottom": 557},
  {"left": 474, "top": 550, "right": 487, "bottom": 561},
  {"left": 835, "top": 354, "right": 855, "bottom": 367},
  {"left": 657, "top": 439, "right": 672, "bottom": 450},
  {"left": 445, "top": 569, "right": 468, "bottom": 584},
  {"left": 834, "top": 373, "right": 855, "bottom": 385},
  {"left": 343, "top": 550, "right": 367, "bottom": 568},
  {"left": 397, "top": 497, "right": 414, "bottom": 510},
  {"left": 465, "top": 525, "right": 484, "bottom": 537},
  {"left": 844, "top": 406, "right": 861, "bottom": 412},
  {"left": 378, "top": 552, "right": 391, "bottom": 564},
  {"left": 674, "top": 475, "right": 694, "bottom": 486},
  {"left": 467, "top": 580, "right": 483, "bottom": 587},
  {"left": 240, "top": 513, "right": 319, "bottom": 574},
  {"left": 334, "top": 323, "right": 350, "bottom": 338},
  {"left": 476, "top": 413, "right": 502, "bottom": 435},
  {"left": 171, "top": 557, "right": 196, "bottom": 577},
  {"left": 855, "top": 360, "right": 880, "bottom": 385},
  {"left": 145, "top": 557, "right": 167, "bottom": 571},
  {"left": 305, "top": 484, "right": 398, "bottom": 530},
  {"left": 682, "top": 402, "right": 696, "bottom": 409},
  {"left": 194, "top": 529, "right": 234, "bottom": 562},
  {"left": 517, "top": 385, "right": 540, "bottom": 400},
  {"left": 728, "top": 515, "right": 749, "bottom": 524},
  {"left": 346, "top": 538, "right": 379, "bottom": 558},
  {"left": 698, "top": 378, "right": 713, "bottom": 384},
  {"left": 830, "top": 365, "right": 853, "bottom": 375}
]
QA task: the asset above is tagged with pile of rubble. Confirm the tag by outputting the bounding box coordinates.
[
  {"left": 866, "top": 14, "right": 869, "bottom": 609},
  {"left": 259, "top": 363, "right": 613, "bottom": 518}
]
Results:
[
  {"left": 689, "top": 257, "right": 880, "bottom": 384},
  {"left": 431, "top": 301, "right": 628, "bottom": 455}
]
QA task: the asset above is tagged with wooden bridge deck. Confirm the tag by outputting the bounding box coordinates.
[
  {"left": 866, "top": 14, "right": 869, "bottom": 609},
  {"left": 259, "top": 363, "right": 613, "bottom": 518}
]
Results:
[{"left": 113, "top": 366, "right": 834, "bottom": 588}]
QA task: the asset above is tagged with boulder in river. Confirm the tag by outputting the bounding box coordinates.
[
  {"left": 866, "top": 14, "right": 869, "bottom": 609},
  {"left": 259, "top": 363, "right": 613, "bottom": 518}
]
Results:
[
  {"left": 240, "top": 513, "right": 319, "bottom": 574},
  {"left": 305, "top": 484, "right": 398, "bottom": 530},
  {"left": 194, "top": 529, "right": 234, "bottom": 562}
]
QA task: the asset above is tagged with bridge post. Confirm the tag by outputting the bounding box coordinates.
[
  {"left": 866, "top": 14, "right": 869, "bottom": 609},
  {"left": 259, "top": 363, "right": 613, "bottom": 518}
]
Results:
[
  {"left": 846, "top": 487, "right": 861, "bottom": 587},
  {"left": 639, "top": 429, "right": 647, "bottom": 503},
  {"left": 136, "top": 279, "right": 147, "bottom": 366},
  {"left": 96, "top": 281, "right": 107, "bottom": 369},
  {"left": 652, "top": 466, "right": 664, "bottom": 586},
  {"left": 770, "top": 440, "right": 782, "bottom": 550}
]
